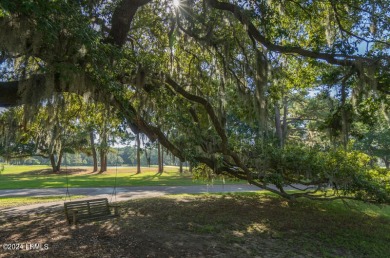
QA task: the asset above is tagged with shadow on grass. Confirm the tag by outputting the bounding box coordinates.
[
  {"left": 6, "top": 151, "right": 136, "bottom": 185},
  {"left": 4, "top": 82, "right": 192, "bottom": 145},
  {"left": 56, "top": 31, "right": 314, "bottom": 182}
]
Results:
[
  {"left": 128, "top": 171, "right": 169, "bottom": 181},
  {"left": 0, "top": 194, "right": 389, "bottom": 257},
  {"left": 13, "top": 168, "right": 91, "bottom": 176}
]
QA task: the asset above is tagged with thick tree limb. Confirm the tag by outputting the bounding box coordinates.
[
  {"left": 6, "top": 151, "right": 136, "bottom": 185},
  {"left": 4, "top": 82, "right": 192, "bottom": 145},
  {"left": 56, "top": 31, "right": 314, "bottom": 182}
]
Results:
[
  {"left": 106, "top": 0, "right": 152, "bottom": 46},
  {"left": 165, "top": 76, "right": 256, "bottom": 180},
  {"left": 111, "top": 92, "right": 185, "bottom": 160},
  {"left": 0, "top": 81, "right": 20, "bottom": 107},
  {"left": 165, "top": 76, "right": 228, "bottom": 148}
]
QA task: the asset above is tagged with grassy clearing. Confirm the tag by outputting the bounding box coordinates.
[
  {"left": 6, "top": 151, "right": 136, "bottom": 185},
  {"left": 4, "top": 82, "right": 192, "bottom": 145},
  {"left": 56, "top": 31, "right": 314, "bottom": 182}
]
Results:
[
  {"left": 0, "top": 195, "right": 86, "bottom": 208},
  {"left": 0, "top": 165, "right": 240, "bottom": 189},
  {"left": 0, "top": 192, "right": 389, "bottom": 257},
  {"left": 0, "top": 165, "right": 51, "bottom": 174}
]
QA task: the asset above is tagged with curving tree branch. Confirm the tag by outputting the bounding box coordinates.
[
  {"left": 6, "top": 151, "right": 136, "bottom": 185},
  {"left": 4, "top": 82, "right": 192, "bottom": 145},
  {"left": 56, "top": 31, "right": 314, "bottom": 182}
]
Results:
[
  {"left": 0, "top": 81, "right": 20, "bottom": 107},
  {"left": 205, "top": 0, "right": 376, "bottom": 67},
  {"left": 106, "top": 0, "right": 153, "bottom": 46},
  {"left": 165, "top": 75, "right": 228, "bottom": 148}
]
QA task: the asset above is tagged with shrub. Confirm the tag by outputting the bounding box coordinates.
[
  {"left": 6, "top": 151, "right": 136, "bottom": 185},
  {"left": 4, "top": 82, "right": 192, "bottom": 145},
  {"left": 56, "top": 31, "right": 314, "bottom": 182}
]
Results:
[
  {"left": 24, "top": 158, "right": 41, "bottom": 165},
  {"left": 250, "top": 145, "right": 390, "bottom": 203}
]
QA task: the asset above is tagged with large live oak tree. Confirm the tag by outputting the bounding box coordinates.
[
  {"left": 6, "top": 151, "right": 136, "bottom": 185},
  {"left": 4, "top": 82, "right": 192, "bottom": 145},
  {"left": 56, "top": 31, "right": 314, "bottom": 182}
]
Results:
[{"left": 0, "top": 0, "right": 389, "bottom": 202}]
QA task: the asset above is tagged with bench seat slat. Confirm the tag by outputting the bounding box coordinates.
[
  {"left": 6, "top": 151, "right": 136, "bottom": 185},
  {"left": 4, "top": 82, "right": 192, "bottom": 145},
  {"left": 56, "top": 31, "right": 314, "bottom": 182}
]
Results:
[{"left": 64, "top": 198, "right": 119, "bottom": 225}]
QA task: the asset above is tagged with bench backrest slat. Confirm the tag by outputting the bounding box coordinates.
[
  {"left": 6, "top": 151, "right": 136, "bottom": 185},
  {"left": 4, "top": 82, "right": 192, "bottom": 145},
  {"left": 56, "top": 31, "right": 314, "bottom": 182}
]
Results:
[{"left": 64, "top": 198, "right": 112, "bottom": 223}]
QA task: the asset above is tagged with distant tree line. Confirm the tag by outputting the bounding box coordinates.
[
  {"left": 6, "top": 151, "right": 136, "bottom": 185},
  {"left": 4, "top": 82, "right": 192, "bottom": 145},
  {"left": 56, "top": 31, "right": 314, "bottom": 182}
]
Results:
[{"left": 0, "top": 145, "right": 186, "bottom": 168}]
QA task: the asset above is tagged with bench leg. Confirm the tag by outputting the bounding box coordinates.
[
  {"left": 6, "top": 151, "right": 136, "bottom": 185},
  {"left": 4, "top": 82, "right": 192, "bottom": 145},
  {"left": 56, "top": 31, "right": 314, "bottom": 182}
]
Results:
[
  {"left": 114, "top": 206, "right": 119, "bottom": 216},
  {"left": 72, "top": 211, "right": 77, "bottom": 225}
]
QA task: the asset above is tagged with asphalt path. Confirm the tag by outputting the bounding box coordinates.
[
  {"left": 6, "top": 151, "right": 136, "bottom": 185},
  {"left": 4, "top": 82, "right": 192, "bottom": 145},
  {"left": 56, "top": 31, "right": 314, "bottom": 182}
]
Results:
[{"left": 0, "top": 184, "right": 261, "bottom": 198}]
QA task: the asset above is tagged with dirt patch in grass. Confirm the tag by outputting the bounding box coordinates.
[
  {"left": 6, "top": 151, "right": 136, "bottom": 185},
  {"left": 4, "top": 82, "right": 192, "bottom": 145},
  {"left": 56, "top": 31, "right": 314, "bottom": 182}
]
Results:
[{"left": 0, "top": 193, "right": 389, "bottom": 257}]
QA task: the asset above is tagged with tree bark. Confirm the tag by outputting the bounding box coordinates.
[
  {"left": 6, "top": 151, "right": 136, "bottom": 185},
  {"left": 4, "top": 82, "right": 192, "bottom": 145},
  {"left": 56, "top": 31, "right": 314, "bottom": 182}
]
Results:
[
  {"left": 99, "top": 132, "right": 108, "bottom": 173},
  {"left": 341, "top": 79, "right": 349, "bottom": 150},
  {"left": 100, "top": 150, "right": 107, "bottom": 173},
  {"left": 144, "top": 147, "right": 151, "bottom": 167},
  {"left": 384, "top": 157, "right": 390, "bottom": 169},
  {"left": 179, "top": 161, "right": 183, "bottom": 173},
  {"left": 255, "top": 50, "right": 268, "bottom": 135},
  {"left": 0, "top": 81, "right": 21, "bottom": 107},
  {"left": 161, "top": 145, "right": 164, "bottom": 172},
  {"left": 90, "top": 131, "right": 98, "bottom": 172},
  {"left": 136, "top": 132, "right": 141, "bottom": 174},
  {"left": 106, "top": 0, "right": 153, "bottom": 46},
  {"left": 274, "top": 104, "right": 283, "bottom": 148},
  {"left": 282, "top": 97, "right": 288, "bottom": 145},
  {"left": 158, "top": 142, "right": 163, "bottom": 173},
  {"left": 56, "top": 150, "right": 63, "bottom": 172},
  {"left": 49, "top": 154, "right": 58, "bottom": 173},
  {"left": 49, "top": 151, "right": 63, "bottom": 173}
]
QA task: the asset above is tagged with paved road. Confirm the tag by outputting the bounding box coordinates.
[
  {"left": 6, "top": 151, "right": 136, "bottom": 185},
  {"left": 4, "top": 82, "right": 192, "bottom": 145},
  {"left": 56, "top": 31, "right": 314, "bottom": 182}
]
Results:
[
  {"left": 0, "top": 184, "right": 261, "bottom": 198},
  {"left": 0, "top": 184, "right": 265, "bottom": 217}
]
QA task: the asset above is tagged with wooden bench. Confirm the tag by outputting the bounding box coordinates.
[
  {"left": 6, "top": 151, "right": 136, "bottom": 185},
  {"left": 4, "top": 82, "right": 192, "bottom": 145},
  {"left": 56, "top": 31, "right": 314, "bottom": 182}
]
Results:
[{"left": 64, "top": 198, "right": 119, "bottom": 225}]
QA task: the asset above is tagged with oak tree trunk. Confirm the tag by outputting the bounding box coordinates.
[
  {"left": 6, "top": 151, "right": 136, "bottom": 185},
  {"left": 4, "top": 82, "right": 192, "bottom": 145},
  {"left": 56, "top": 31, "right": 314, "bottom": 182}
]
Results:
[
  {"left": 384, "top": 157, "right": 390, "bottom": 169},
  {"left": 282, "top": 97, "right": 288, "bottom": 146},
  {"left": 90, "top": 131, "right": 98, "bottom": 172},
  {"left": 56, "top": 150, "right": 63, "bottom": 172},
  {"left": 341, "top": 80, "right": 349, "bottom": 149},
  {"left": 49, "top": 154, "right": 58, "bottom": 173},
  {"left": 158, "top": 142, "right": 163, "bottom": 173},
  {"left": 100, "top": 150, "right": 107, "bottom": 172},
  {"left": 274, "top": 104, "right": 283, "bottom": 148},
  {"left": 99, "top": 133, "right": 108, "bottom": 173},
  {"left": 49, "top": 151, "right": 63, "bottom": 173},
  {"left": 136, "top": 132, "right": 141, "bottom": 174}
]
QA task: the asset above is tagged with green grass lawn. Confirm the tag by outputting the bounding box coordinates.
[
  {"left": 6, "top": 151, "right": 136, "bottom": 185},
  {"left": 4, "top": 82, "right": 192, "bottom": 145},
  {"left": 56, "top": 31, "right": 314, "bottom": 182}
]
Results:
[
  {"left": 0, "top": 165, "right": 240, "bottom": 189},
  {"left": 0, "top": 195, "right": 86, "bottom": 208}
]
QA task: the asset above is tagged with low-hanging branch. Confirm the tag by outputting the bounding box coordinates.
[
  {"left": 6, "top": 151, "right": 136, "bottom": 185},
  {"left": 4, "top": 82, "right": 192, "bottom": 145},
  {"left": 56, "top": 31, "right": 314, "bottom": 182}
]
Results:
[
  {"left": 165, "top": 75, "right": 228, "bottom": 148},
  {"left": 0, "top": 81, "right": 20, "bottom": 107},
  {"left": 106, "top": 0, "right": 153, "bottom": 46},
  {"left": 165, "top": 76, "right": 268, "bottom": 184}
]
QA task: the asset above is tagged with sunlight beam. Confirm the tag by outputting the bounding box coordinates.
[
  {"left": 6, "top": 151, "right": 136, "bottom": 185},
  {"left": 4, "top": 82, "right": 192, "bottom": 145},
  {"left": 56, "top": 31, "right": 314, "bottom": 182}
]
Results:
[{"left": 173, "top": 0, "right": 180, "bottom": 7}]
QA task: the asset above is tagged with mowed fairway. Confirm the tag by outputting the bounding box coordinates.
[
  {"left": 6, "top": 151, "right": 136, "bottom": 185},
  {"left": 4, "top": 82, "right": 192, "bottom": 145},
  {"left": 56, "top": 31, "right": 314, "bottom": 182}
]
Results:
[{"left": 0, "top": 165, "right": 234, "bottom": 189}]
